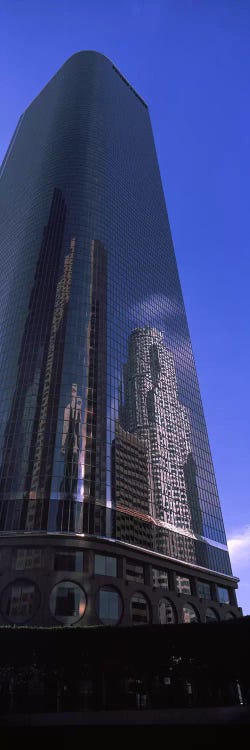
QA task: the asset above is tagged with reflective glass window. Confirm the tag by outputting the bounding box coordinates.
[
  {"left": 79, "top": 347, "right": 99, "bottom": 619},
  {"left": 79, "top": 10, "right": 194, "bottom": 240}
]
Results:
[
  {"left": 130, "top": 593, "right": 150, "bottom": 624},
  {"left": 94, "top": 554, "right": 117, "bottom": 577},
  {"left": 158, "top": 598, "right": 175, "bottom": 624},
  {"left": 14, "top": 548, "right": 43, "bottom": 570},
  {"left": 182, "top": 604, "right": 198, "bottom": 623},
  {"left": 49, "top": 581, "right": 86, "bottom": 624},
  {"left": 97, "top": 586, "right": 122, "bottom": 625},
  {"left": 197, "top": 580, "right": 211, "bottom": 599},
  {"left": 126, "top": 561, "right": 144, "bottom": 583},
  {"left": 205, "top": 607, "right": 218, "bottom": 623},
  {"left": 54, "top": 549, "right": 84, "bottom": 572},
  {"left": 217, "top": 586, "right": 230, "bottom": 604},
  {"left": 1, "top": 579, "right": 39, "bottom": 623},
  {"left": 176, "top": 575, "right": 191, "bottom": 595},
  {"left": 152, "top": 568, "right": 169, "bottom": 589}
]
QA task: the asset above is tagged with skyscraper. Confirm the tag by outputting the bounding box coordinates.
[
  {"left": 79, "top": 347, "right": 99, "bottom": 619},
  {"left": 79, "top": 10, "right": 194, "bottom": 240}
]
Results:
[{"left": 0, "top": 52, "right": 240, "bottom": 626}]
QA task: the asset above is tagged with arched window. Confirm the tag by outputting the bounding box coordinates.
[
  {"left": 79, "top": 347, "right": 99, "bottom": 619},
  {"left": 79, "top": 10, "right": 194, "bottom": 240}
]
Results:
[
  {"left": 182, "top": 603, "right": 198, "bottom": 623},
  {"left": 158, "top": 598, "right": 176, "bottom": 624},
  {"left": 97, "top": 586, "right": 122, "bottom": 625},
  {"left": 1, "top": 579, "right": 39, "bottom": 624},
  {"left": 50, "top": 581, "right": 86, "bottom": 624},
  {"left": 225, "top": 611, "right": 235, "bottom": 620},
  {"left": 205, "top": 607, "right": 219, "bottom": 623},
  {"left": 130, "top": 592, "right": 150, "bottom": 624}
]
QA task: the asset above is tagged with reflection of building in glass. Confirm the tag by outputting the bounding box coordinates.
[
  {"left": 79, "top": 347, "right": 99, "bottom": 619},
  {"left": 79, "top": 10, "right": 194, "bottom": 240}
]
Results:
[
  {"left": 57, "top": 239, "right": 107, "bottom": 534},
  {"left": 57, "top": 383, "right": 82, "bottom": 532},
  {"left": 7, "top": 583, "right": 35, "bottom": 619},
  {"left": 112, "top": 421, "right": 150, "bottom": 514},
  {"left": 111, "top": 420, "right": 154, "bottom": 548},
  {"left": 49, "top": 581, "right": 86, "bottom": 625},
  {"left": 61, "top": 383, "right": 82, "bottom": 492},
  {"left": 117, "top": 327, "right": 197, "bottom": 560},
  {"left": 82, "top": 240, "right": 107, "bottom": 535},
  {"left": 2, "top": 580, "right": 38, "bottom": 623},
  {"left": 183, "top": 453, "right": 204, "bottom": 538},
  {"left": 0, "top": 189, "right": 70, "bottom": 532},
  {"left": 26, "top": 235, "right": 76, "bottom": 531}
]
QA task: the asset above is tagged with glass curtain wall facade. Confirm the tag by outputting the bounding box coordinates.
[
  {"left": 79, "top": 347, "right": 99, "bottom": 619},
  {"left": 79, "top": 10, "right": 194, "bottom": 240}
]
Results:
[{"left": 0, "top": 52, "right": 239, "bottom": 626}]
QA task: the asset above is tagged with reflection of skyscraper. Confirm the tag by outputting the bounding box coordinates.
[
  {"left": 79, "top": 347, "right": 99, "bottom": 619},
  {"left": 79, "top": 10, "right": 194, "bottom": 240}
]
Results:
[
  {"left": 118, "top": 327, "right": 196, "bottom": 561},
  {"left": 57, "top": 383, "right": 82, "bottom": 532},
  {"left": 0, "top": 53, "right": 240, "bottom": 627},
  {"left": 61, "top": 384, "right": 82, "bottom": 492},
  {"left": 0, "top": 188, "right": 70, "bottom": 532},
  {"left": 112, "top": 421, "right": 150, "bottom": 515},
  {"left": 82, "top": 240, "right": 107, "bottom": 535},
  {"left": 26, "top": 236, "right": 76, "bottom": 531},
  {"left": 112, "top": 420, "right": 153, "bottom": 548}
]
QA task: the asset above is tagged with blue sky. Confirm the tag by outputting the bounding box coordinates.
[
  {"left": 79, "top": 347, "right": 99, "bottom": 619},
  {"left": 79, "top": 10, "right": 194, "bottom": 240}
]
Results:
[{"left": 1, "top": 0, "right": 249, "bottom": 612}]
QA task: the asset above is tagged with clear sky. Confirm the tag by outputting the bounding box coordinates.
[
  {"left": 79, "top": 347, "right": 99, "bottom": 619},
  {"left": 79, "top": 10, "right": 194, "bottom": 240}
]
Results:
[{"left": 1, "top": 0, "right": 249, "bottom": 613}]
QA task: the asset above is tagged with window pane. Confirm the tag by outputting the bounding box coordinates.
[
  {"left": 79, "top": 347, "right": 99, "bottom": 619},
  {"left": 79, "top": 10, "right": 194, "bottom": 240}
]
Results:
[
  {"left": 94, "top": 554, "right": 117, "bottom": 577},
  {"left": 54, "top": 549, "right": 84, "bottom": 572},
  {"left": 50, "top": 581, "right": 86, "bottom": 623},
  {"left": 182, "top": 604, "right": 198, "bottom": 623},
  {"left": 158, "top": 598, "right": 175, "bottom": 624},
  {"left": 197, "top": 580, "right": 211, "bottom": 599},
  {"left": 98, "top": 587, "right": 122, "bottom": 624},
  {"left": 152, "top": 568, "right": 168, "bottom": 589},
  {"left": 217, "top": 586, "right": 230, "bottom": 604},
  {"left": 130, "top": 593, "right": 149, "bottom": 624},
  {"left": 1, "top": 579, "right": 39, "bottom": 623},
  {"left": 126, "top": 561, "right": 144, "bottom": 583},
  {"left": 14, "top": 548, "right": 43, "bottom": 570},
  {"left": 205, "top": 607, "right": 218, "bottom": 623},
  {"left": 176, "top": 575, "right": 191, "bottom": 595}
]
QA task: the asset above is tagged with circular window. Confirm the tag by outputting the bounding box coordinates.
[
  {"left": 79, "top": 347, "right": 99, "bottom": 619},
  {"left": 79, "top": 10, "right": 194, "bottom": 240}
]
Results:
[
  {"left": 205, "top": 607, "right": 219, "bottom": 623},
  {"left": 50, "top": 581, "right": 86, "bottom": 624},
  {"left": 1, "top": 579, "right": 40, "bottom": 624},
  {"left": 130, "top": 592, "right": 150, "bottom": 624},
  {"left": 97, "top": 586, "right": 123, "bottom": 625},
  {"left": 158, "top": 598, "right": 176, "bottom": 624},
  {"left": 182, "top": 604, "right": 199, "bottom": 624},
  {"left": 225, "top": 611, "right": 235, "bottom": 620}
]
